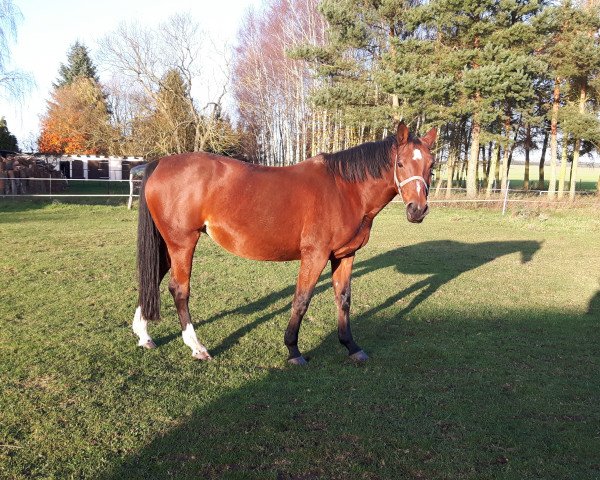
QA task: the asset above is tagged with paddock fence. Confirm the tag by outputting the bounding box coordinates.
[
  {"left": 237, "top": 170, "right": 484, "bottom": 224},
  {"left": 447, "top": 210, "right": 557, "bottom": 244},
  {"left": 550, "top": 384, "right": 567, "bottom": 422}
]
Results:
[{"left": 1, "top": 174, "right": 599, "bottom": 214}]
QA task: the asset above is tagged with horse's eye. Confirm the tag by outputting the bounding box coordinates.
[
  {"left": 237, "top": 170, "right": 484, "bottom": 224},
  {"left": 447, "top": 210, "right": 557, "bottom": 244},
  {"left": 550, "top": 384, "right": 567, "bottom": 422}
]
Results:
[{"left": 397, "top": 162, "right": 403, "bottom": 168}]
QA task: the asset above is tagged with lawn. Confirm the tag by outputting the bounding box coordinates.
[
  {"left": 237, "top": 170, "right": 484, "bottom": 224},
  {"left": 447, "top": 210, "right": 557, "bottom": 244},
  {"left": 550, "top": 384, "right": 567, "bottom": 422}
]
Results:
[
  {"left": 1, "top": 201, "right": 599, "bottom": 479},
  {"left": 435, "top": 163, "right": 600, "bottom": 192}
]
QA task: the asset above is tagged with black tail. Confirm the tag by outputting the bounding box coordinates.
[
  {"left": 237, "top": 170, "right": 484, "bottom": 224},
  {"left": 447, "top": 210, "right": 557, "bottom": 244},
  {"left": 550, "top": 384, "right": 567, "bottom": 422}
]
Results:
[{"left": 137, "top": 160, "right": 165, "bottom": 320}]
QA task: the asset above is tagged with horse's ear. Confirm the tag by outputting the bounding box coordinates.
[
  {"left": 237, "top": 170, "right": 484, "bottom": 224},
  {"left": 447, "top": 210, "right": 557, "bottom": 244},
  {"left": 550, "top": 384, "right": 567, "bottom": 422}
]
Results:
[
  {"left": 396, "top": 121, "right": 409, "bottom": 145},
  {"left": 421, "top": 127, "right": 437, "bottom": 149}
]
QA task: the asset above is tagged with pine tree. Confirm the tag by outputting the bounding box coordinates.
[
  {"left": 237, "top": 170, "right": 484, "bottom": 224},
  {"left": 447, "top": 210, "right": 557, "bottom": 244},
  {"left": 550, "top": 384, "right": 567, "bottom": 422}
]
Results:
[
  {"left": 539, "top": 0, "right": 600, "bottom": 198},
  {"left": 54, "top": 41, "right": 100, "bottom": 88},
  {"left": 400, "top": 0, "right": 547, "bottom": 197},
  {"left": 297, "top": 0, "right": 410, "bottom": 144},
  {"left": 0, "top": 116, "right": 18, "bottom": 151}
]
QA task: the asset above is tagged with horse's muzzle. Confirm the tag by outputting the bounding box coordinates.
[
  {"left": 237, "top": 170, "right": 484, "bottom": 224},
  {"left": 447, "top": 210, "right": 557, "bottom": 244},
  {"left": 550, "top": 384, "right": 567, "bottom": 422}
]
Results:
[{"left": 406, "top": 202, "right": 429, "bottom": 223}]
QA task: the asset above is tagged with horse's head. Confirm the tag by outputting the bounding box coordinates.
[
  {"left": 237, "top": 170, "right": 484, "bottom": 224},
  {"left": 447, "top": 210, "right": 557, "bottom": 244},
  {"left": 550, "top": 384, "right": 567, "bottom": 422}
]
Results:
[{"left": 393, "top": 122, "right": 437, "bottom": 223}]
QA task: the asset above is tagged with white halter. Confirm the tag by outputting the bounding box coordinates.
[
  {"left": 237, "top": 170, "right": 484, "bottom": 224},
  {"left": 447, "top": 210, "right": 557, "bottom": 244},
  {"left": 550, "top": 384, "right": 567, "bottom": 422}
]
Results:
[{"left": 393, "top": 164, "right": 429, "bottom": 196}]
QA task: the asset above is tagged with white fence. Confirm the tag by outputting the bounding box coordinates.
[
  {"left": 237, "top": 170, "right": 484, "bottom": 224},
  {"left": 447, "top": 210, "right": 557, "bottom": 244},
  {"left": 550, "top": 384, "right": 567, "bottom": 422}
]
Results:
[
  {"left": 1, "top": 176, "right": 598, "bottom": 213},
  {"left": 0, "top": 175, "right": 143, "bottom": 209}
]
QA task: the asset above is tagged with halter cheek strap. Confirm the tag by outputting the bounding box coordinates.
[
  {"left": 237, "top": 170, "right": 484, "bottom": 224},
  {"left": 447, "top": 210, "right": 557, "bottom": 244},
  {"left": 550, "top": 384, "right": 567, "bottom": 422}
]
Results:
[{"left": 393, "top": 165, "right": 429, "bottom": 195}]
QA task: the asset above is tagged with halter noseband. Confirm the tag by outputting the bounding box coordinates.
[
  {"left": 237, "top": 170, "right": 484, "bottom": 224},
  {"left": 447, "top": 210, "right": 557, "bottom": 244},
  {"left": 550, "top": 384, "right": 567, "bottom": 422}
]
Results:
[{"left": 393, "top": 161, "right": 429, "bottom": 196}]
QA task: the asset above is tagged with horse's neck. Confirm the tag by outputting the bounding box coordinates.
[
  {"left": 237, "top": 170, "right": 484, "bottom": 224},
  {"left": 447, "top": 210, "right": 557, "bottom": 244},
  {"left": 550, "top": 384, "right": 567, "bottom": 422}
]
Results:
[
  {"left": 355, "top": 172, "right": 398, "bottom": 219},
  {"left": 340, "top": 174, "right": 396, "bottom": 219}
]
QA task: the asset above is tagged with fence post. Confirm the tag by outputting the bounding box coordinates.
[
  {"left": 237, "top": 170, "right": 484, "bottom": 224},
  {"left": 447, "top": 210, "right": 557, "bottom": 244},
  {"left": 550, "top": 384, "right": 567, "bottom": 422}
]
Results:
[
  {"left": 127, "top": 173, "right": 134, "bottom": 210},
  {"left": 502, "top": 180, "right": 510, "bottom": 215}
]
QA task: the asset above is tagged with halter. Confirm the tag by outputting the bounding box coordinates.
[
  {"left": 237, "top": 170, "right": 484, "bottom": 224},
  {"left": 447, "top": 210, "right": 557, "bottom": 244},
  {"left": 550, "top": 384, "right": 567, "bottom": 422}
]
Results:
[{"left": 393, "top": 162, "right": 429, "bottom": 196}]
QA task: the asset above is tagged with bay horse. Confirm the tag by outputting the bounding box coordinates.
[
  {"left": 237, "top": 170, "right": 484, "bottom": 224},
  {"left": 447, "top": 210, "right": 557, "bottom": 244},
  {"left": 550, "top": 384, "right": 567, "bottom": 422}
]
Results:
[{"left": 133, "top": 122, "right": 437, "bottom": 364}]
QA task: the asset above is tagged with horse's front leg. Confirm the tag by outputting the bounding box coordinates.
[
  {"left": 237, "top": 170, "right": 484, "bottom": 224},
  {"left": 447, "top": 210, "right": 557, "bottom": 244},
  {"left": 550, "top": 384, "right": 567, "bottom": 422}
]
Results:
[
  {"left": 331, "top": 254, "right": 368, "bottom": 362},
  {"left": 285, "top": 251, "right": 329, "bottom": 365}
]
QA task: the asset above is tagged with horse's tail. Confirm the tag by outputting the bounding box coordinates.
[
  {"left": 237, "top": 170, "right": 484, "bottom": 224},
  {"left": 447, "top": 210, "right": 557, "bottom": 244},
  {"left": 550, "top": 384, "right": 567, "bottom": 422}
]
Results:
[{"left": 137, "top": 160, "right": 164, "bottom": 321}]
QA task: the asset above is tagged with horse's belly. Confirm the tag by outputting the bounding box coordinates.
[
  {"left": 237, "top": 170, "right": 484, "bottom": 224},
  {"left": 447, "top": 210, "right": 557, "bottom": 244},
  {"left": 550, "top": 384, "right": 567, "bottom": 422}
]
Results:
[{"left": 204, "top": 221, "right": 301, "bottom": 261}]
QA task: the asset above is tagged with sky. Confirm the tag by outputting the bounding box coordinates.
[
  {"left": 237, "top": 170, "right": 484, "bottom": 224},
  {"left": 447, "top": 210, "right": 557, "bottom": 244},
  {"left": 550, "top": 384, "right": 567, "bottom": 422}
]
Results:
[{"left": 0, "top": 0, "right": 262, "bottom": 150}]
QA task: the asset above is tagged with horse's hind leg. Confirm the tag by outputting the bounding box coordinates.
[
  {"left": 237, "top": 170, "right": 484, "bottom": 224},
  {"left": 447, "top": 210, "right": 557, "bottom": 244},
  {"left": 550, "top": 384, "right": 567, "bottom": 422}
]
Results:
[
  {"left": 132, "top": 248, "right": 170, "bottom": 349},
  {"left": 167, "top": 233, "right": 212, "bottom": 361}
]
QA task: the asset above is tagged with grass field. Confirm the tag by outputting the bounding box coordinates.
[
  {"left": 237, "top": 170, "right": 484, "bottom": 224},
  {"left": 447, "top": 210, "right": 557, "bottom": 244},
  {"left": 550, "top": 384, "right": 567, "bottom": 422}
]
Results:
[
  {"left": 1, "top": 201, "right": 599, "bottom": 479},
  {"left": 435, "top": 163, "right": 600, "bottom": 192}
]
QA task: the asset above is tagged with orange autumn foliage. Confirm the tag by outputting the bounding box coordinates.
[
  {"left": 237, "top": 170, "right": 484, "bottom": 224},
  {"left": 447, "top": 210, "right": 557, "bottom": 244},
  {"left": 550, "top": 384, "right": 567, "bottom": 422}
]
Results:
[{"left": 38, "top": 77, "right": 112, "bottom": 155}]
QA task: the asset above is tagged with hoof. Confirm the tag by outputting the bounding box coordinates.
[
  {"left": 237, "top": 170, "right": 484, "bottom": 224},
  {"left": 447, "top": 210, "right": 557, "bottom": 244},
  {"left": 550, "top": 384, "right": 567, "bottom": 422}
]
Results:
[
  {"left": 193, "top": 351, "right": 213, "bottom": 361},
  {"left": 288, "top": 356, "right": 308, "bottom": 366},
  {"left": 349, "top": 350, "right": 369, "bottom": 362},
  {"left": 140, "top": 340, "right": 156, "bottom": 349}
]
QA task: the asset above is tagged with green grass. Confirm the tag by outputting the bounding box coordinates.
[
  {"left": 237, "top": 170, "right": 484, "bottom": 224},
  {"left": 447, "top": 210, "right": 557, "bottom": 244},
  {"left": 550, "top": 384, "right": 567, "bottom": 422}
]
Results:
[
  {"left": 1, "top": 201, "right": 599, "bottom": 479},
  {"left": 63, "top": 179, "right": 132, "bottom": 196},
  {"left": 436, "top": 163, "right": 600, "bottom": 192}
]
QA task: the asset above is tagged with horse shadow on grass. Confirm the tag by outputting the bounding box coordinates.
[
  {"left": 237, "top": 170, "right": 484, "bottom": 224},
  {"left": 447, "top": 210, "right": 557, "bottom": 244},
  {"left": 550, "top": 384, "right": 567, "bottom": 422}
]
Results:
[
  {"left": 588, "top": 288, "right": 600, "bottom": 317},
  {"left": 155, "top": 239, "right": 542, "bottom": 358},
  {"left": 98, "top": 240, "right": 594, "bottom": 479},
  {"left": 101, "top": 238, "right": 600, "bottom": 478}
]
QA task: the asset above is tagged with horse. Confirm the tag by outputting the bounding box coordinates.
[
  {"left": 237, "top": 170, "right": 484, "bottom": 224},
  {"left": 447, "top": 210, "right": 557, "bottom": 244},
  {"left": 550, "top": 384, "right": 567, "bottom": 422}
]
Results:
[{"left": 132, "top": 121, "right": 437, "bottom": 364}]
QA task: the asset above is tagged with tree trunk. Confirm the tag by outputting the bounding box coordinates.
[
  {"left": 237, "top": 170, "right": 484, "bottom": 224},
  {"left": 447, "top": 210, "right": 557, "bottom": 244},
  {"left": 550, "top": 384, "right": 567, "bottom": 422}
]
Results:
[
  {"left": 524, "top": 123, "right": 531, "bottom": 190},
  {"left": 548, "top": 78, "right": 560, "bottom": 198},
  {"left": 434, "top": 162, "right": 443, "bottom": 197},
  {"left": 507, "top": 121, "right": 520, "bottom": 173},
  {"left": 481, "top": 145, "right": 488, "bottom": 186},
  {"left": 445, "top": 145, "right": 457, "bottom": 198},
  {"left": 537, "top": 127, "right": 549, "bottom": 189},
  {"left": 487, "top": 142, "right": 493, "bottom": 178},
  {"left": 321, "top": 109, "right": 328, "bottom": 152},
  {"left": 500, "top": 142, "right": 510, "bottom": 196},
  {"left": 500, "top": 116, "right": 511, "bottom": 194},
  {"left": 569, "top": 82, "right": 586, "bottom": 200},
  {"left": 467, "top": 118, "right": 480, "bottom": 198},
  {"left": 557, "top": 137, "right": 568, "bottom": 199},
  {"left": 486, "top": 142, "right": 500, "bottom": 198},
  {"left": 311, "top": 106, "right": 317, "bottom": 157}
]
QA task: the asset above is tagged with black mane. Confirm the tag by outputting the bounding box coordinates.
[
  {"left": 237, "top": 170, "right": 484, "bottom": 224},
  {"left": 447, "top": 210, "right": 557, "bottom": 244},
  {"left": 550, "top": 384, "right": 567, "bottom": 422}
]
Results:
[{"left": 323, "top": 136, "right": 396, "bottom": 182}]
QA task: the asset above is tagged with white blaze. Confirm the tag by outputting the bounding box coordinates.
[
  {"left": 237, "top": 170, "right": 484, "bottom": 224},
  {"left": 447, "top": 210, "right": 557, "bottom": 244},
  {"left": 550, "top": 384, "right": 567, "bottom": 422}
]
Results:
[{"left": 413, "top": 149, "right": 423, "bottom": 160}]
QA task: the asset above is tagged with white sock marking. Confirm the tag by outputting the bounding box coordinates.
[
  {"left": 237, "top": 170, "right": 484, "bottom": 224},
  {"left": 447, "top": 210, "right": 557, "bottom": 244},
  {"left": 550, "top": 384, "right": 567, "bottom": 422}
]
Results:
[
  {"left": 182, "top": 323, "right": 207, "bottom": 355},
  {"left": 132, "top": 306, "right": 153, "bottom": 346}
]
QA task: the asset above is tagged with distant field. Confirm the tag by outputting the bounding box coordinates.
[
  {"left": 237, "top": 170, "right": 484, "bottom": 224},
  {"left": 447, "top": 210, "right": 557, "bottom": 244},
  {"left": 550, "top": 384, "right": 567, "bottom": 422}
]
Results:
[
  {"left": 1, "top": 201, "right": 599, "bottom": 479},
  {"left": 436, "top": 163, "right": 600, "bottom": 192},
  {"left": 507, "top": 164, "right": 599, "bottom": 190}
]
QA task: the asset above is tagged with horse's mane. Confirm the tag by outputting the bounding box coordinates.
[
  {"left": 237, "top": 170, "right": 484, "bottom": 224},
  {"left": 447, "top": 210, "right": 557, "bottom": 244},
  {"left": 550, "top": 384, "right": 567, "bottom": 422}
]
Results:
[{"left": 323, "top": 136, "right": 396, "bottom": 182}]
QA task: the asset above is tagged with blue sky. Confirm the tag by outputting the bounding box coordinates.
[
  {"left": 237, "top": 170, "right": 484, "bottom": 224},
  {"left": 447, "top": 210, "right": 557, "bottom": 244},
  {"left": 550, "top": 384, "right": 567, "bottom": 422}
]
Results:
[{"left": 0, "top": 0, "right": 262, "bottom": 149}]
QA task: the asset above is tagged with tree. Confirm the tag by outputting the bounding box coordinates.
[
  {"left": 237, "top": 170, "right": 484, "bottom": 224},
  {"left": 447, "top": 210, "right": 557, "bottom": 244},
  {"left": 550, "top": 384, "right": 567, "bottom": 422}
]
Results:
[
  {"left": 0, "top": 0, "right": 33, "bottom": 100},
  {"left": 129, "top": 68, "right": 236, "bottom": 157},
  {"left": 298, "top": 0, "right": 548, "bottom": 198},
  {"left": 38, "top": 77, "right": 113, "bottom": 154},
  {"left": 539, "top": 0, "right": 600, "bottom": 198},
  {"left": 233, "top": 0, "right": 327, "bottom": 165},
  {"left": 54, "top": 41, "right": 100, "bottom": 88},
  {"left": 99, "top": 14, "right": 238, "bottom": 157},
  {"left": 0, "top": 116, "right": 18, "bottom": 150}
]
